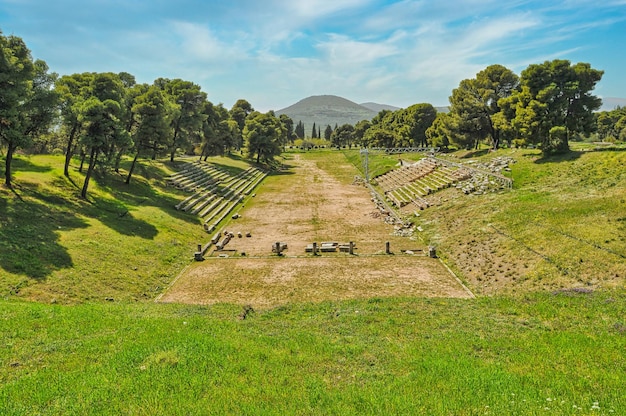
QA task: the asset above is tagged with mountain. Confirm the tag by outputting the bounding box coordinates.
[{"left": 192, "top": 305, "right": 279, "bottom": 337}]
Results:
[
  {"left": 276, "top": 95, "right": 451, "bottom": 137},
  {"left": 600, "top": 97, "right": 626, "bottom": 111},
  {"left": 359, "top": 102, "right": 400, "bottom": 113},
  {"left": 276, "top": 95, "right": 377, "bottom": 136},
  {"left": 360, "top": 102, "right": 450, "bottom": 113}
]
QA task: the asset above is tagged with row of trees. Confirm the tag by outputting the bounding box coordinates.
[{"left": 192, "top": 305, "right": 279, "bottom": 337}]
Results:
[
  {"left": 597, "top": 106, "right": 626, "bottom": 142},
  {"left": 309, "top": 61, "right": 606, "bottom": 155},
  {"left": 0, "top": 29, "right": 615, "bottom": 196},
  {"left": 0, "top": 31, "right": 292, "bottom": 195},
  {"left": 428, "top": 62, "right": 604, "bottom": 154},
  {"left": 292, "top": 121, "right": 336, "bottom": 140}
]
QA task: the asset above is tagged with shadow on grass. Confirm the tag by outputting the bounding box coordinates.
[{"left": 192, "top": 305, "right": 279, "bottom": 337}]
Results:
[
  {"left": 92, "top": 168, "right": 200, "bottom": 228},
  {"left": 534, "top": 150, "right": 583, "bottom": 164},
  {"left": 0, "top": 186, "right": 86, "bottom": 280},
  {"left": 268, "top": 162, "right": 296, "bottom": 176},
  {"left": 0, "top": 155, "right": 206, "bottom": 280},
  {"left": 11, "top": 157, "right": 55, "bottom": 173},
  {"left": 458, "top": 149, "right": 491, "bottom": 159},
  {"left": 210, "top": 161, "right": 247, "bottom": 176}
]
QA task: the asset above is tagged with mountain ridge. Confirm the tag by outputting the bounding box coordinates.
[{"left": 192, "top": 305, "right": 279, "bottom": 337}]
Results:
[
  {"left": 276, "top": 95, "right": 376, "bottom": 135},
  {"left": 275, "top": 95, "right": 449, "bottom": 137}
]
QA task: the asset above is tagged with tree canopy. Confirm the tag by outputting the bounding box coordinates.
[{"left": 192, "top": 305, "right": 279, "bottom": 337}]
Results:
[
  {"left": 0, "top": 29, "right": 612, "bottom": 194},
  {"left": 0, "top": 32, "right": 58, "bottom": 187},
  {"left": 501, "top": 60, "right": 603, "bottom": 154},
  {"left": 243, "top": 112, "right": 285, "bottom": 164}
]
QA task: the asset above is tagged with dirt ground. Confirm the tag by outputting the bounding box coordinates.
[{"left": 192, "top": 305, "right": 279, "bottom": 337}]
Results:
[{"left": 159, "top": 154, "right": 473, "bottom": 307}]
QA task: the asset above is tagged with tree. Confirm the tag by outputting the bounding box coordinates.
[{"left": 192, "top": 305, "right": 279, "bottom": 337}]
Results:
[
  {"left": 311, "top": 122, "right": 317, "bottom": 139},
  {"left": 294, "top": 120, "right": 305, "bottom": 138},
  {"left": 353, "top": 120, "right": 371, "bottom": 146},
  {"left": 228, "top": 99, "right": 254, "bottom": 151},
  {"left": 362, "top": 124, "right": 397, "bottom": 148},
  {"left": 243, "top": 111, "right": 284, "bottom": 164},
  {"left": 330, "top": 124, "right": 355, "bottom": 148},
  {"left": 79, "top": 72, "right": 128, "bottom": 198},
  {"left": 155, "top": 78, "right": 206, "bottom": 161},
  {"left": 594, "top": 107, "right": 626, "bottom": 142},
  {"left": 125, "top": 85, "right": 170, "bottom": 184},
  {"left": 324, "top": 125, "right": 333, "bottom": 141},
  {"left": 449, "top": 64, "right": 519, "bottom": 150},
  {"left": 198, "top": 102, "right": 231, "bottom": 160},
  {"left": 502, "top": 60, "right": 603, "bottom": 155},
  {"left": 230, "top": 99, "right": 253, "bottom": 129},
  {"left": 55, "top": 72, "right": 94, "bottom": 177},
  {"left": 425, "top": 113, "right": 453, "bottom": 149},
  {"left": 400, "top": 103, "right": 437, "bottom": 147},
  {"left": 0, "top": 33, "right": 58, "bottom": 187},
  {"left": 364, "top": 109, "right": 403, "bottom": 147},
  {"left": 278, "top": 114, "right": 295, "bottom": 145}
]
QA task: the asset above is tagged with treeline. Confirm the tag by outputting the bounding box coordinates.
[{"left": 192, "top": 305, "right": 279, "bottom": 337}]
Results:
[
  {"left": 2, "top": 29, "right": 623, "bottom": 195},
  {"left": 0, "top": 31, "right": 292, "bottom": 196},
  {"left": 318, "top": 62, "right": 618, "bottom": 155}
]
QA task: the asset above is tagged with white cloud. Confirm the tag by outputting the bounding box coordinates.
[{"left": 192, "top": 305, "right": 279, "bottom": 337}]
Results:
[
  {"left": 284, "top": 0, "right": 373, "bottom": 19},
  {"left": 316, "top": 34, "right": 399, "bottom": 66}
]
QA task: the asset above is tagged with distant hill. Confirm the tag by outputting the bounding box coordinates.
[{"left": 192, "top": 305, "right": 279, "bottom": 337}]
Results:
[
  {"left": 600, "top": 97, "right": 626, "bottom": 111},
  {"left": 276, "top": 95, "right": 377, "bottom": 136},
  {"left": 276, "top": 95, "right": 450, "bottom": 137},
  {"left": 359, "top": 102, "right": 400, "bottom": 113},
  {"left": 361, "top": 102, "right": 450, "bottom": 114}
]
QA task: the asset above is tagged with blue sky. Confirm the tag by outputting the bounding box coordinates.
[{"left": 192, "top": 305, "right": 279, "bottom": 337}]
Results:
[{"left": 1, "top": 0, "right": 625, "bottom": 111}]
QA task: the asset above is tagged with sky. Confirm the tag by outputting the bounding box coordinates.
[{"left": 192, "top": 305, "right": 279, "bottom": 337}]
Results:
[{"left": 1, "top": 0, "right": 625, "bottom": 112}]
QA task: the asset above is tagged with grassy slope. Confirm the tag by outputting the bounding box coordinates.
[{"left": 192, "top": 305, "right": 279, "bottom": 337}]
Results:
[
  {"left": 0, "top": 155, "right": 215, "bottom": 303},
  {"left": 1, "top": 149, "right": 625, "bottom": 414},
  {"left": 419, "top": 147, "right": 626, "bottom": 295},
  {"left": 1, "top": 293, "right": 625, "bottom": 415},
  {"left": 347, "top": 146, "right": 626, "bottom": 295}
]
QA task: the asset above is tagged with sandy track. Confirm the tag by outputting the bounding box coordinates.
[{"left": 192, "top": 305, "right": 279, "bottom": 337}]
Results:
[{"left": 159, "top": 153, "right": 473, "bottom": 307}]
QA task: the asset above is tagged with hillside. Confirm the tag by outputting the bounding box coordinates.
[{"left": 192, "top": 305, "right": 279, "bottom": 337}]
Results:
[
  {"left": 359, "top": 102, "right": 400, "bottom": 113},
  {"left": 601, "top": 96, "right": 626, "bottom": 111},
  {"left": 276, "top": 95, "right": 377, "bottom": 135}
]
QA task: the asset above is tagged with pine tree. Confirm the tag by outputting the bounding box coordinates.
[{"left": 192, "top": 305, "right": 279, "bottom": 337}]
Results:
[
  {"left": 324, "top": 125, "right": 333, "bottom": 140},
  {"left": 294, "top": 120, "right": 305, "bottom": 138}
]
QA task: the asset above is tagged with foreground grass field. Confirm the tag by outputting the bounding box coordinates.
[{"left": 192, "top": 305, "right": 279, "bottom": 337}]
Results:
[
  {"left": 2, "top": 291, "right": 625, "bottom": 415},
  {"left": 1, "top": 148, "right": 625, "bottom": 414}
]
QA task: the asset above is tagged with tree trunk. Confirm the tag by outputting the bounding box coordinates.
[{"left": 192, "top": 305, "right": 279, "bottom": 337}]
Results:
[
  {"left": 125, "top": 152, "right": 139, "bottom": 184},
  {"left": 199, "top": 143, "right": 207, "bottom": 161},
  {"left": 114, "top": 149, "right": 124, "bottom": 173},
  {"left": 81, "top": 147, "right": 97, "bottom": 199},
  {"left": 79, "top": 149, "right": 86, "bottom": 173},
  {"left": 4, "top": 143, "right": 16, "bottom": 188},
  {"left": 64, "top": 124, "right": 78, "bottom": 177}
]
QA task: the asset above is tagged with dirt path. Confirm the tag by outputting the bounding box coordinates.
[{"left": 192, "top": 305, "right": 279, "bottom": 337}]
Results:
[{"left": 159, "top": 153, "right": 473, "bottom": 307}]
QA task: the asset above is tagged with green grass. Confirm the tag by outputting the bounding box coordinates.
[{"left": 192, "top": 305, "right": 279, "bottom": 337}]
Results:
[
  {"left": 1, "top": 291, "right": 625, "bottom": 415},
  {"left": 343, "top": 148, "right": 427, "bottom": 179},
  {"left": 400, "top": 147, "right": 626, "bottom": 294},
  {"left": 0, "top": 154, "right": 210, "bottom": 303}
]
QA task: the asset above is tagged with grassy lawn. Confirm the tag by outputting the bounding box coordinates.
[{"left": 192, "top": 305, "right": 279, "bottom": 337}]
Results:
[{"left": 2, "top": 291, "right": 625, "bottom": 415}]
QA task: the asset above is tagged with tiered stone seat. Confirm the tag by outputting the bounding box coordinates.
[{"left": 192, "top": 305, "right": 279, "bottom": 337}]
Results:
[
  {"left": 380, "top": 157, "right": 474, "bottom": 210},
  {"left": 172, "top": 162, "right": 267, "bottom": 234}
]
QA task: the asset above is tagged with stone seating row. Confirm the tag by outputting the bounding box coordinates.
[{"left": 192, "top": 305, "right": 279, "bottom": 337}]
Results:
[{"left": 383, "top": 159, "right": 472, "bottom": 210}]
